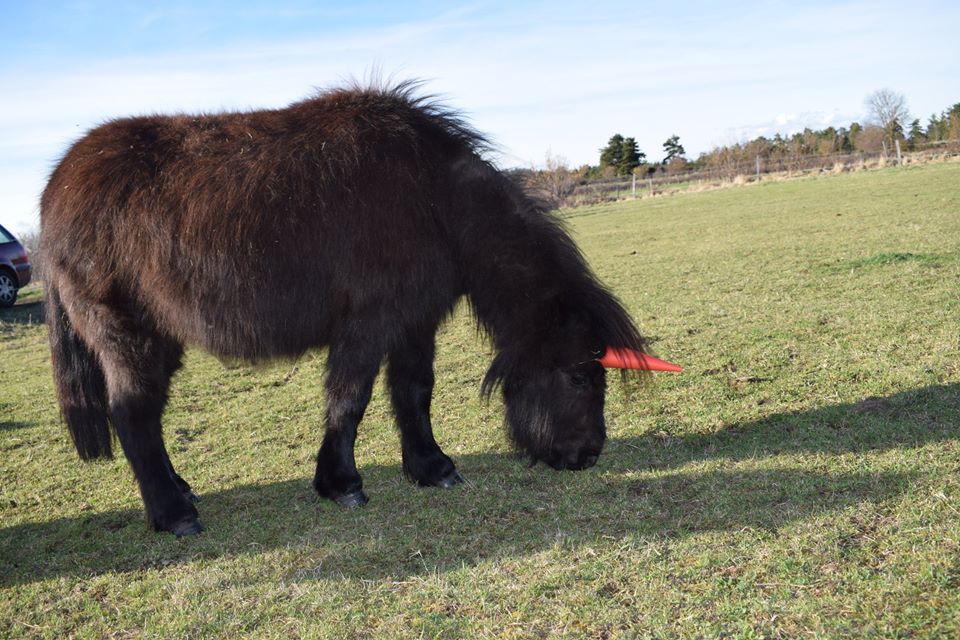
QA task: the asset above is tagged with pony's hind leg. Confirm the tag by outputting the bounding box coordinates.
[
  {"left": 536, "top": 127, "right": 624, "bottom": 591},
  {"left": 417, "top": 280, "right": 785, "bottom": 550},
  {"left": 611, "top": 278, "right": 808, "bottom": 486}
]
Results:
[
  {"left": 155, "top": 346, "right": 199, "bottom": 503},
  {"left": 313, "top": 340, "right": 382, "bottom": 507},
  {"left": 77, "top": 300, "right": 200, "bottom": 536},
  {"left": 387, "top": 327, "right": 462, "bottom": 488}
]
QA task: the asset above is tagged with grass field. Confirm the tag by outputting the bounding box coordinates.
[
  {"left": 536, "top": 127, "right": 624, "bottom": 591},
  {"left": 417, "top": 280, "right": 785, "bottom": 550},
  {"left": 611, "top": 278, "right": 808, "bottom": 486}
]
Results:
[{"left": 2, "top": 162, "right": 959, "bottom": 638}]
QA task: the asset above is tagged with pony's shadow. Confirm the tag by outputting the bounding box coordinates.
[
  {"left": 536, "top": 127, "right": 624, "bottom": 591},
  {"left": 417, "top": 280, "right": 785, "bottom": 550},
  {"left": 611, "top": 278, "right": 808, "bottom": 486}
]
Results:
[{"left": 2, "top": 383, "right": 958, "bottom": 587}]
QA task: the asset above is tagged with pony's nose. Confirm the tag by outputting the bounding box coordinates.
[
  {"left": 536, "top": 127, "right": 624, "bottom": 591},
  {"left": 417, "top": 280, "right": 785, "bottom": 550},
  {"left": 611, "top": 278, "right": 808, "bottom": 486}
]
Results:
[
  {"left": 543, "top": 449, "right": 601, "bottom": 470},
  {"left": 564, "top": 450, "right": 600, "bottom": 470}
]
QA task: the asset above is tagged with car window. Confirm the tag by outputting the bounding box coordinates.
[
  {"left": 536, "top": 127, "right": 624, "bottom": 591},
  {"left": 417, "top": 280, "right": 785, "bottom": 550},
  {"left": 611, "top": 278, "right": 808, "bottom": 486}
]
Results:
[{"left": 0, "top": 227, "right": 14, "bottom": 243}]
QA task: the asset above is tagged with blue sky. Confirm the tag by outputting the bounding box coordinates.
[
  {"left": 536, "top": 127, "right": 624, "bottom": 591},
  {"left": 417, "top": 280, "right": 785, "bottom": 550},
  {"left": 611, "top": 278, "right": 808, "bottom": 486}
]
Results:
[{"left": 1, "top": 0, "right": 957, "bottom": 233}]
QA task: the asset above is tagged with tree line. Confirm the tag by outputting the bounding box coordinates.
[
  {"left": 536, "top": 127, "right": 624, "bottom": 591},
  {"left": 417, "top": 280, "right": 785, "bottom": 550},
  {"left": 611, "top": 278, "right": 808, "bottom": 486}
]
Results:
[
  {"left": 695, "top": 91, "right": 960, "bottom": 175},
  {"left": 593, "top": 134, "right": 685, "bottom": 177},
  {"left": 522, "top": 90, "right": 959, "bottom": 206}
]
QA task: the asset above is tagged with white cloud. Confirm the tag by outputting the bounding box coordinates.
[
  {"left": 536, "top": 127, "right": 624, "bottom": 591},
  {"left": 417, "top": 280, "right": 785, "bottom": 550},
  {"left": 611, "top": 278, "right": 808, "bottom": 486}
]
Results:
[{"left": 1, "top": 1, "right": 958, "bottom": 230}]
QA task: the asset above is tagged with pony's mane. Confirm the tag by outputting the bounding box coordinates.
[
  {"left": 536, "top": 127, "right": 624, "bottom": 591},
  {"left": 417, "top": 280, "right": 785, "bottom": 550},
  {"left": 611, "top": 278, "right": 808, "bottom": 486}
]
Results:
[
  {"left": 479, "top": 192, "right": 649, "bottom": 397},
  {"left": 304, "top": 78, "right": 495, "bottom": 159}
]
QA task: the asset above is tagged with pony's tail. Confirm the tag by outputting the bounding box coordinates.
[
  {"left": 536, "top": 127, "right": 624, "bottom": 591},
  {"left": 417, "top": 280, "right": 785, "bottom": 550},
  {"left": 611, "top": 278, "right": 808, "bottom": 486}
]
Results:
[{"left": 46, "top": 283, "right": 113, "bottom": 459}]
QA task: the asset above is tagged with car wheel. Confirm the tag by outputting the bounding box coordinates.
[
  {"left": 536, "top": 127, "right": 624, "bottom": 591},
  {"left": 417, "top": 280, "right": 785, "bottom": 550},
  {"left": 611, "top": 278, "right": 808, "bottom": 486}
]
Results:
[{"left": 0, "top": 271, "right": 17, "bottom": 307}]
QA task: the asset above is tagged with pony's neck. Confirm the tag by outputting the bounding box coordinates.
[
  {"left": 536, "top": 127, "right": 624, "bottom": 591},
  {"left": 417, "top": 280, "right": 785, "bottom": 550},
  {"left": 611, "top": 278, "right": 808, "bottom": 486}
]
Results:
[
  {"left": 455, "top": 184, "right": 581, "bottom": 352},
  {"left": 448, "top": 164, "right": 645, "bottom": 362}
]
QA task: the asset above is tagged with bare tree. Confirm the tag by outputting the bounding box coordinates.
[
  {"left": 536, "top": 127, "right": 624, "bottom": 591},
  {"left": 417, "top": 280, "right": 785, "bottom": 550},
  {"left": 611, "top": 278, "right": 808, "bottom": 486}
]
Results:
[
  {"left": 17, "top": 227, "right": 45, "bottom": 281},
  {"left": 525, "top": 152, "right": 582, "bottom": 208},
  {"left": 854, "top": 124, "right": 887, "bottom": 154},
  {"left": 865, "top": 89, "right": 910, "bottom": 149}
]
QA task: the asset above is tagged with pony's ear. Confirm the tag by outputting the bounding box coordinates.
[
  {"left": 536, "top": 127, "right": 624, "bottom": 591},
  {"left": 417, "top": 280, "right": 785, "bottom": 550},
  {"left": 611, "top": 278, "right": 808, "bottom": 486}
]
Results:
[{"left": 597, "top": 347, "right": 682, "bottom": 372}]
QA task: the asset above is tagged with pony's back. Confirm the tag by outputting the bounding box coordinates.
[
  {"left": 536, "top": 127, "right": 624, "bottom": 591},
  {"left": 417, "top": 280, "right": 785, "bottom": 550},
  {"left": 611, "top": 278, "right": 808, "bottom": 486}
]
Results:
[{"left": 41, "top": 84, "right": 484, "bottom": 360}]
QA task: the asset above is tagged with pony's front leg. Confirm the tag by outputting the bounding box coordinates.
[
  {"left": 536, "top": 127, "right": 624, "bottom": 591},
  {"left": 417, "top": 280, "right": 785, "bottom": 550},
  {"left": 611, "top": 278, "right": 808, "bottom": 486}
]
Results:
[
  {"left": 313, "top": 344, "right": 380, "bottom": 507},
  {"left": 388, "top": 328, "right": 462, "bottom": 488}
]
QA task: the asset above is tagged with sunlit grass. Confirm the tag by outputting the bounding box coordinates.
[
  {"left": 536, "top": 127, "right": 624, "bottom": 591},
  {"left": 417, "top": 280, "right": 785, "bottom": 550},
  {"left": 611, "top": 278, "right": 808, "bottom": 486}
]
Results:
[{"left": 2, "top": 162, "right": 959, "bottom": 638}]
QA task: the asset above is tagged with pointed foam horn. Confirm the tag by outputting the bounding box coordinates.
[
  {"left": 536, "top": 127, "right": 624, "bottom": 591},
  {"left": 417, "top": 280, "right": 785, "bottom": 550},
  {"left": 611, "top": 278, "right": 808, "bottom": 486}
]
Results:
[{"left": 598, "top": 347, "right": 683, "bottom": 372}]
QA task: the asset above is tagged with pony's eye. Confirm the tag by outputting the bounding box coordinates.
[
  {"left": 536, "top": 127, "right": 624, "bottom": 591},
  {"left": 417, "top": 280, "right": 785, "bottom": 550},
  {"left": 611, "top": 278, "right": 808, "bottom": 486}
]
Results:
[{"left": 569, "top": 372, "right": 588, "bottom": 387}]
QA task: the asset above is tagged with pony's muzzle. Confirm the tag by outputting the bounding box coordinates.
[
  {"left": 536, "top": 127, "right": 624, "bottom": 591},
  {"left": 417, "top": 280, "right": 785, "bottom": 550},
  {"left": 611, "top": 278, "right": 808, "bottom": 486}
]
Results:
[
  {"left": 576, "top": 452, "right": 600, "bottom": 469},
  {"left": 543, "top": 447, "right": 602, "bottom": 471}
]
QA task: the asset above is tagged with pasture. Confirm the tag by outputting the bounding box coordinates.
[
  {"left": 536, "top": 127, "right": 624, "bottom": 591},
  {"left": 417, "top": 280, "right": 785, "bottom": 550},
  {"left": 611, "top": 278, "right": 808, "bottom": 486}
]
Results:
[{"left": 2, "top": 161, "right": 959, "bottom": 638}]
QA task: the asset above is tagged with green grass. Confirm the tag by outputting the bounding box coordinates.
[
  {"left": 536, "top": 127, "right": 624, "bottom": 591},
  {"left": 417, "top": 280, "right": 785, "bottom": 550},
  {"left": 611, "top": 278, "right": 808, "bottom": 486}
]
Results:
[{"left": 2, "top": 162, "right": 960, "bottom": 638}]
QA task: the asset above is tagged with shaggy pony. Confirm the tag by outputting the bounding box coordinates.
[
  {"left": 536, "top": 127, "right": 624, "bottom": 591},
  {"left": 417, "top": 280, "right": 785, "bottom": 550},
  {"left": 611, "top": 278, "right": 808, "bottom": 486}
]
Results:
[{"left": 41, "top": 81, "right": 647, "bottom": 535}]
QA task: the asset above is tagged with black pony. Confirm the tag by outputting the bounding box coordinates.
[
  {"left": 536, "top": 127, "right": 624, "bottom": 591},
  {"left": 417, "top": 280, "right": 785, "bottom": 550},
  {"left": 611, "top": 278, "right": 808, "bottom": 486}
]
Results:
[{"left": 41, "top": 81, "right": 651, "bottom": 536}]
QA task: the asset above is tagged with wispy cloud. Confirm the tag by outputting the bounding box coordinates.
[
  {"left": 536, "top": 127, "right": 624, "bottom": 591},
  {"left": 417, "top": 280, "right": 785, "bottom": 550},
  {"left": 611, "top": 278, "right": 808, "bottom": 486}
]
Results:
[{"left": 1, "top": 1, "right": 958, "bottom": 231}]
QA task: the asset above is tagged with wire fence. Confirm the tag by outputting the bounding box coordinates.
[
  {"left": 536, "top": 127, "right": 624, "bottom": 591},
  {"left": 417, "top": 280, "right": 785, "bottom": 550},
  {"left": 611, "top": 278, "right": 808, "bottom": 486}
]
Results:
[{"left": 566, "top": 140, "right": 960, "bottom": 206}]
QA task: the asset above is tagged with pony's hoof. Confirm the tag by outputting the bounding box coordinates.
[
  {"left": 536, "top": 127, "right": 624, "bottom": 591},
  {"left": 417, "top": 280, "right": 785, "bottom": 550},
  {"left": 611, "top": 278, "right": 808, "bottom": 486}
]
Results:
[
  {"left": 172, "top": 518, "right": 205, "bottom": 538},
  {"left": 436, "top": 470, "right": 464, "bottom": 488},
  {"left": 335, "top": 490, "right": 368, "bottom": 508}
]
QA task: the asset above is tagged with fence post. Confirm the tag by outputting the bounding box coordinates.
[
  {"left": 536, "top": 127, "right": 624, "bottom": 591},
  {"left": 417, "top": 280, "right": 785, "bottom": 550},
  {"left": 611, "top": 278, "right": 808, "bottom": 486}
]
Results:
[
  {"left": 632, "top": 173, "right": 636, "bottom": 197},
  {"left": 895, "top": 139, "right": 902, "bottom": 166},
  {"left": 756, "top": 155, "right": 761, "bottom": 181}
]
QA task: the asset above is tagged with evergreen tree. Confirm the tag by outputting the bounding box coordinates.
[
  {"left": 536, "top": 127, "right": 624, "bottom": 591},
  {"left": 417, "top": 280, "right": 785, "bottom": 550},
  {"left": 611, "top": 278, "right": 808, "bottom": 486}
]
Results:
[
  {"left": 926, "top": 114, "right": 944, "bottom": 141},
  {"left": 837, "top": 127, "right": 854, "bottom": 153},
  {"left": 662, "top": 134, "right": 685, "bottom": 163},
  {"left": 599, "top": 134, "right": 625, "bottom": 170},
  {"left": 907, "top": 119, "right": 925, "bottom": 150},
  {"left": 820, "top": 126, "right": 839, "bottom": 154},
  {"left": 617, "top": 137, "right": 644, "bottom": 175}
]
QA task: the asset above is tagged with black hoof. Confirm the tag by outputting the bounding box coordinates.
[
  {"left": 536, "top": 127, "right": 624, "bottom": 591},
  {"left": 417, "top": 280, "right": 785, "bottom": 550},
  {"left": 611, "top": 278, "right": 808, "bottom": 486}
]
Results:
[
  {"left": 172, "top": 518, "right": 205, "bottom": 538},
  {"left": 335, "top": 490, "right": 368, "bottom": 509},
  {"left": 436, "top": 470, "right": 464, "bottom": 488}
]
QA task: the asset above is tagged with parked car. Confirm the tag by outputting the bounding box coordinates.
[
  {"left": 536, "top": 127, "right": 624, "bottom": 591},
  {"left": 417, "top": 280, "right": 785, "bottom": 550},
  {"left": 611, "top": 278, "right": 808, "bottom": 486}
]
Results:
[{"left": 0, "top": 223, "right": 32, "bottom": 307}]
